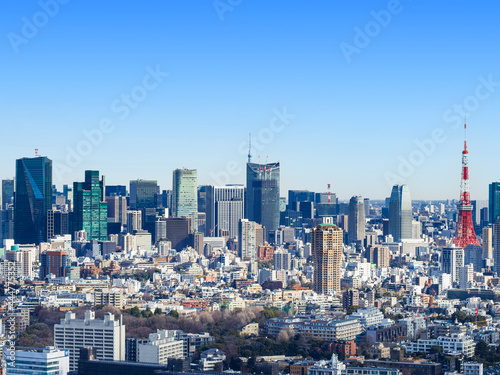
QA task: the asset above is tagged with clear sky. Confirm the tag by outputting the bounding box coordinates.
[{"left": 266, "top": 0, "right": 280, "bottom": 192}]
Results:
[{"left": 1, "top": 0, "right": 500, "bottom": 200}]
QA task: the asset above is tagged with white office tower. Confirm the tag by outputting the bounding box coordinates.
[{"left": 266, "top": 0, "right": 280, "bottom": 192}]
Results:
[
  {"left": 138, "top": 330, "right": 184, "bottom": 364},
  {"left": 54, "top": 311, "right": 125, "bottom": 371},
  {"left": 4, "top": 346, "right": 70, "bottom": 375},
  {"left": 440, "top": 273, "right": 452, "bottom": 291},
  {"left": 206, "top": 185, "right": 244, "bottom": 238},
  {"left": 441, "top": 244, "right": 464, "bottom": 283},
  {"left": 459, "top": 265, "right": 474, "bottom": 289},
  {"left": 127, "top": 210, "right": 142, "bottom": 233},
  {"left": 238, "top": 219, "right": 257, "bottom": 260}
]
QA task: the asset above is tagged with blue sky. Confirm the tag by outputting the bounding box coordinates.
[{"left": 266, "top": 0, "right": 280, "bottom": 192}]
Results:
[{"left": 1, "top": 0, "right": 500, "bottom": 200}]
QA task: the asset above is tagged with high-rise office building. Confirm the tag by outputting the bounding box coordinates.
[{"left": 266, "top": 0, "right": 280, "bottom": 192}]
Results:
[
  {"left": 4, "top": 346, "right": 70, "bottom": 375},
  {"left": 388, "top": 185, "right": 412, "bottom": 242},
  {"left": 441, "top": 245, "right": 464, "bottom": 283},
  {"left": 127, "top": 210, "right": 142, "bottom": 233},
  {"left": 1, "top": 179, "right": 14, "bottom": 209},
  {"left": 105, "top": 185, "right": 127, "bottom": 197},
  {"left": 364, "top": 198, "right": 370, "bottom": 218},
  {"left": 483, "top": 226, "right": 493, "bottom": 260},
  {"left": 172, "top": 169, "right": 198, "bottom": 232},
  {"left": 494, "top": 218, "right": 500, "bottom": 275},
  {"left": 246, "top": 162, "right": 280, "bottom": 237},
  {"left": 348, "top": 196, "right": 365, "bottom": 245},
  {"left": 472, "top": 200, "right": 488, "bottom": 228},
  {"left": 54, "top": 310, "right": 125, "bottom": 371},
  {"left": 47, "top": 210, "right": 70, "bottom": 239},
  {"left": 165, "top": 217, "right": 191, "bottom": 251},
  {"left": 14, "top": 156, "right": 52, "bottom": 244},
  {"left": 130, "top": 179, "right": 158, "bottom": 235},
  {"left": 206, "top": 185, "right": 244, "bottom": 238},
  {"left": 106, "top": 196, "right": 127, "bottom": 225},
  {"left": 130, "top": 180, "right": 157, "bottom": 211},
  {"left": 288, "top": 190, "right": 315, "bottom": 207},
  {"left": 489, "top": 182, "right": 500, "bottom": 224},
  {"left": 0, "top": 206, "right": 14, "bottom": 243},
  {"left": 238, "top": 219, "right": 257, "bottom": 260},
  {"left": 40, "top": 249, "right": 69, "bottom": 279},
  {"left": 72, "top": 171, "right": 107, "bottom": 241},
  {"left": 312, "top": 219, "right": 343, "bottom": 294}
]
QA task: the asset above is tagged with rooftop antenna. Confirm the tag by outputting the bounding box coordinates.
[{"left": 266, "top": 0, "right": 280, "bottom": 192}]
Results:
[
  {"left": 247, "top": 133, "right": 252, "bottom": 163},
  {"left": 35, "top": 148, "right": 39, "bottom": 157}
]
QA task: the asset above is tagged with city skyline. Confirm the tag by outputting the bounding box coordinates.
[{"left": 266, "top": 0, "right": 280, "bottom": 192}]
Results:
[{"left": 2, "top": 2, "right": 500, "bottom": 200}]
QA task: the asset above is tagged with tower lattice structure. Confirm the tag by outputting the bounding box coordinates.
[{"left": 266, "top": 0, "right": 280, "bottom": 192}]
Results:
[{"left": 453, "top": 122, "right": 480, "bottom": 248}]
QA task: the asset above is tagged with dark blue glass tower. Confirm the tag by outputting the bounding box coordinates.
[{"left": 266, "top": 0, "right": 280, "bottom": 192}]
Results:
[
  {"left": 246, "top": 162, "right": 280, "bottom": 235},
  {"left": 14, "top": 157, "right": 52, "bottom": 244}
]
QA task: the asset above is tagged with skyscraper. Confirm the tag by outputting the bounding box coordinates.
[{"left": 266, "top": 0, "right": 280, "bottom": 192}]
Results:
[
  {"left": 388, "top": 185, "right": 412, "bottom": 242},
  {"left": 14, "top": 156, "right": 52, "bottom": 244},
  {"left": 172, "top": 169, "right": 198, "bottom": 232},
  {"left": 129, "top": 179, "right": 158, "bottom": 234},
  {"left": 106, "top": 196, "right": 128, "bottom": 226},
  {"left": 441, "top": 245, "right": 464, "bottom": 283},
  {"left": 348, "top": 196, "right": 365, "bottom": 245},
  {"left": 494, "top": 218, "right": 500, "bottom": 275},
  {"left": 72, "top": 171, "right": 108, "bottom": 241},
  {"left": 246, "top": 162, "right": 280, "bottom": 237},
  {"left": 238, "top": 219, "right": 257, "bottom": 260},
  {"left": 206, "top": 185, "right": 244, "bottom": 238},
  {"left": 489, "top": 182, "right": 500, "bottom": 224},
  {"left": 312, "top": 219, "right": 343, "bottom": 294},
  {"left": 1, "top": 179, "right": 14, "bottom": 208},
  {"left": 482, "top": 226, "right": 493, "bottom": 260}
]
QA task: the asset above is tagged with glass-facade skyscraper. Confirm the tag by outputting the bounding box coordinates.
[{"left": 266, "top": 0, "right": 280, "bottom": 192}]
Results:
[
  {"left": 130, "top": 179, "right": 158, "bottom": 235},
  {"left": 172, "top": 169, "right": 198, "bottom": 232},
  {"left": 72, "top": 170, "right": 108, "bottom": 241},
  {"left": 246, "top": 162, "right": 280, "bottom": 236},
  {"left": 14, "top": 156, "right": 52, "bottom": 244},
  {"left": 347, "top": 196, "right": 365, "bottom": 245},
  {"left": 489, "top": 182, "right": 500, "bottom": 224},
  {"left": 388, "top": 184, "right": 412, "bottom": 241},
  {"left": 2, "top": 179, "right": 14, "bottom": 209}
]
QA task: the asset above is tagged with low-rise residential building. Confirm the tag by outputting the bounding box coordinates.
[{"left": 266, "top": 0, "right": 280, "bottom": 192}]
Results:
[
  {"left": 405, "top": 333, "right": 475, "bottom": 357},
  {"left": 265, "top": 316, "right": 362, "bottom": 341}
]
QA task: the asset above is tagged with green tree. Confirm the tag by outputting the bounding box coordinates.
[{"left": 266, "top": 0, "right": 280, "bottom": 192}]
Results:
[
  {"left": 168, "top": 310, "right": 179, "bottom": 318},
  {"left": 130, "top": 306, "right": 141, "bottom": 318},
  {"left": 451, "top": 310, "right": 467, "bottom": 323}
]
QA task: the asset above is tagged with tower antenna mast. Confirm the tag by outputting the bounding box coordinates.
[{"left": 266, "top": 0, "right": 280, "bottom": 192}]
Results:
[
  {"left": 248, "top": 133, "right": 252, "bottom": 163},
  {"left": 453, "top": 120, "right": 479, "bottom": 248}
]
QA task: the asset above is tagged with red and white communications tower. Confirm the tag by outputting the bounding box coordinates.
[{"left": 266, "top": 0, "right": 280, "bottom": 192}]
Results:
[{"left": 453, "top": 121, "right": 480, "bottom": 248}]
